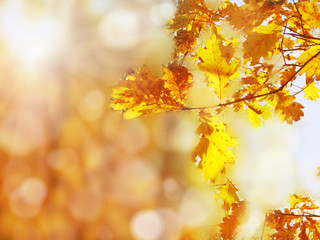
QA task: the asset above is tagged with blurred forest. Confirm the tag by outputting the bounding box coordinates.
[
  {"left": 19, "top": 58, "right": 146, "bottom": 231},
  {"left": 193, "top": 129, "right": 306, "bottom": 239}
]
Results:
[{"left": 0, "top": 0, "right": 207, "bottom": 239}]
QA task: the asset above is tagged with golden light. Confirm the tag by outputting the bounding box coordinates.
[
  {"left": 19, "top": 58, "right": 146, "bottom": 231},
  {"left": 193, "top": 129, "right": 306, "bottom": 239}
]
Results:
[
  {"left": 98, "top": 8, "right": 141, "bottom": 51},
  {"left": 0, "top": 0, "right": 63, "bottom": 70},
  {"left": 130, "top": 209, "right": 164, "bottom": 240}
]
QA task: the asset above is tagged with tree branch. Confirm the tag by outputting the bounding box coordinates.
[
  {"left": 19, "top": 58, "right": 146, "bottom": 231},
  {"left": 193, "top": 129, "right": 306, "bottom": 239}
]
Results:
[
  {"left": 182, "top": 50, "right": 320, "bottom": 111},
  {"left": 279, "top": 212, "right": 320, "bottom": 218},
  {"left": 292, "top": 0, "right": 307, "bottom": 35}
]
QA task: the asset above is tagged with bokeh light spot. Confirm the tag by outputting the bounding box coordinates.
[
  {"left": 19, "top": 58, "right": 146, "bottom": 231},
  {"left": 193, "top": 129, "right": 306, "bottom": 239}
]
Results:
[
  {"left": 150, "top": 2, "right": 175, "bottom": 26},
  {"left": 117, "top": 119, "right": 149, "bottom": 154},
  {"left": 67, "top": 189, "right": 103, "bottom": 222},
  {"left": 78, "top": 89, "right": 106, "bottom": 122},
  {"left": 130, "top": 210, "right": 164, "bottom": 240},
  {"left": 46, "top": 148, "right": 79, "bottom": 171},
  {"left": 178, "top": 189, "right": 212, "bottom": 227},
  {"left": 163, "top": 178, "right": 182, "bottom": 201},
  {"left": 99, "top": 9, "right": 140, "bottom": 51},
  {"left": 18, "top": 177, "right": 47, "bottom": 205}
]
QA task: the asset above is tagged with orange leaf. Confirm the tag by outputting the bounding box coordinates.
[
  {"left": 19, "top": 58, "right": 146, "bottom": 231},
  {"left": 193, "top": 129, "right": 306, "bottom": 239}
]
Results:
[
  {"left": 243, "top": 31, "right": 279, "bottom": 64},
  {"left": 269, "top": 91, "right": 304, "bottom": 124},
  {"left": 219, "top": 201, "right": 246, "bottom": 239},
  {"left": 111, "top": 64, "right": 192, "bottom": 119}
]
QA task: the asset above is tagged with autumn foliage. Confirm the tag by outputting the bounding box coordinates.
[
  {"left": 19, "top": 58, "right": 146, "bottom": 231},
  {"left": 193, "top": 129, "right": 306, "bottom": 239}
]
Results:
[{"left": 111, "top": 0, "right": 320, "bottom": 239}]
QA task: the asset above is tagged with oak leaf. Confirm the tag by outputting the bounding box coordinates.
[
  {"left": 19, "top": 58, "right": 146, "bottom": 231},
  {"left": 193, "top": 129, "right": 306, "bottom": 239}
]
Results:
[
  {"left": 197, "top": 34, "right": 240, "bottom": 99},
  {"left": 169, "top": 0, "right": 205, "bottom": 31},
  {"left": 298, "top": 45, "right": 320, "bottom": 82},
  {"left": 266, "top": 209, "right": 301, "bottom": 239},
  {"left": 298, "top": 223, "right": 309, "bottom": 240},
  {"left": 280, "top": 67, "right": 296, "bottom": 85},
  {"left": 304, "top": 82, "right": 320, "bottom": 101},
  {"left": 111, "top": 64, "right": 192, "bottom": 119},
  {"left": 269, "top": 91, "right": 304, "bottom": 124},
  {"left": 192, "top": 113, "right": 237, "bottom": 182},
  {"left": 215, "top": 180, "right": 240, "bottom": 211},
  {"left": 267, "top": 194, "right": 320, "bottom": 239},
  {"left": 219, "top": 201, "right": 246, "bottom": 240},
  {"left": 174, "top": 29, "right": 198, "bottom": 54},
  {"left": 298, "top": 1, "right": 320, "bottom": 29},
  {"left": 225, "top": 0, "right": 283, "bottom": 34},
  {"left": 289, "top": 194, "right": 318, "bottom": 210},
  {"left": 169, "top": 0, "right": 212, "bottom": 54},
  {"left": 246, "top": 102, "right": 271, "bottom": 128},
  {"left": 243, "top": 31, "right": 279, "bottom": 64}
]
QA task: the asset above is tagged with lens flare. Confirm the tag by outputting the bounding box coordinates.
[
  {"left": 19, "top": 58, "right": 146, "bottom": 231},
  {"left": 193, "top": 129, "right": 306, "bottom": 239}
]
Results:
[{"left": 0, "top": 0, "right": 63, "bottom": 70}]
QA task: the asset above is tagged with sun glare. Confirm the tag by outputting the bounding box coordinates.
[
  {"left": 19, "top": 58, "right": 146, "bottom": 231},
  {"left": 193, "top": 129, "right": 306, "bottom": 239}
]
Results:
[{"left": 0, "top": 0, "right": 63, "bottom": 70}]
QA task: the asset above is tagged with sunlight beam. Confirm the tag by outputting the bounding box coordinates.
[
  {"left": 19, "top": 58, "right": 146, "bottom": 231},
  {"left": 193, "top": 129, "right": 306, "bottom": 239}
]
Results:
[{"left": 0, "top": 0, "right": 63, "bottom": 70}]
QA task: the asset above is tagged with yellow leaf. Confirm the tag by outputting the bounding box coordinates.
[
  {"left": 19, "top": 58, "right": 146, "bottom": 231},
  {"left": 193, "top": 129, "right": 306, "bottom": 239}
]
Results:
[
  {"left": 247, "top": 103, "right": 271, "bottom": 128},
  {"left": 192, "top": 113, "right": 237, "bottom": 182},
  {"left": 299, "top": 1, "right": 320, "bottom": 29},
  {"left": 247, "top": 107, "right": 261, "bottom": 128},
  {"left": 304, "top": 82, "right": 320, "bottom": 101},
  {"left": 289, "top": 194, "right": 318, "bottom": 210},
  {"left": 215, "top": 180, "right": 240, "bottom": 211},
  {"left": 169, "top": 0, "right": 211, "bottom": 54},
  {"left": 253, "top": 22, "right": 282, "bottom": 34},
  {"left": 298, "top": 45, "right": 320, "bottom": 81},
  {"left": 197, "top": 34, "right": 240, "bottom": 99},
  {"left": 169, "top": 0, "right": 208, "bottom": 31}
]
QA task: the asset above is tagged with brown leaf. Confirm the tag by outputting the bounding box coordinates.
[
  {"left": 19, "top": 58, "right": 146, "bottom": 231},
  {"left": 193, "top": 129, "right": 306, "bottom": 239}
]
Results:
[
  {"left": 298, "top": 223, "right": 309, "bottom": 240},
  {"left": 243, "top": 31, "right": 279, "bottom": 64},
  {"left": 269, "top": 91, "right": 304, "bottom": 124},
  {"left": 219, "top": 201, "right": 246, "bottom": 239}
]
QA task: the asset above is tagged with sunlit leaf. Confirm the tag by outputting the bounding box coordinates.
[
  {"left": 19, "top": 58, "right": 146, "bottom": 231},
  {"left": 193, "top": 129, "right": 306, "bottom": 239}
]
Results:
[
  {"left": 243, "top": 31, "right": 279, "bottom": 64},
  {"left": 192, "top": 113, "right": 237, "bottom": 182},
  {"left": 298, "top": 45, "right": 320, "bottom": 82},
  {"left": 219, "top": 201, "right": 246, "bottom": 240},
  {"left": 246, "top": 102, "right": 272, "bottom": 128},
  {"left": 215, "top": 179, "right": 240, "bottom": 211},
  {"left": 111, "top": 64, "right": 192, "bottom": 119},
  {"left": 269, "top": 91, "right": 304, "bottom": 124},
  {"left": 304, "top": 82, "right": 320, "bottom": 101},
  {"left": 197, "top": 34, "right": 240, "bottom": 99},
  {"left": 289, "top": 194, "right": 318, "bottom": 210}
]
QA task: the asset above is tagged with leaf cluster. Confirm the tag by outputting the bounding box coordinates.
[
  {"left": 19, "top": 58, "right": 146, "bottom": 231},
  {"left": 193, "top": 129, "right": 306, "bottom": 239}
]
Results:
[
  {"left": 266, "top": 194, "right": 320, "bottom": 239},
  {"left": 110, "top": 0, "right": 320, "bottom": 238}
]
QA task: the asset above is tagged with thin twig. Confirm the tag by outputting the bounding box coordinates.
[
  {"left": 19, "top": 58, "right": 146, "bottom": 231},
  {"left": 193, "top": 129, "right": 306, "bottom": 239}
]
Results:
[
  {"left": 280, "top": 212, "right": 320, "bottom": 218},
  {"left": 292, "top": 0, "right": 307, "bottom": 35}
]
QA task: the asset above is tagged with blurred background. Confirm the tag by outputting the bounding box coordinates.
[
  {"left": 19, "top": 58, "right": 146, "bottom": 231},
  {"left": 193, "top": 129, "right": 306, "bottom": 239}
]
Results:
[
  {"left": 0, "top": 0, "right": 320, "bottom": 239},
  {"left": 0, "top": 0, "right": 223, "bottom": 239}
]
